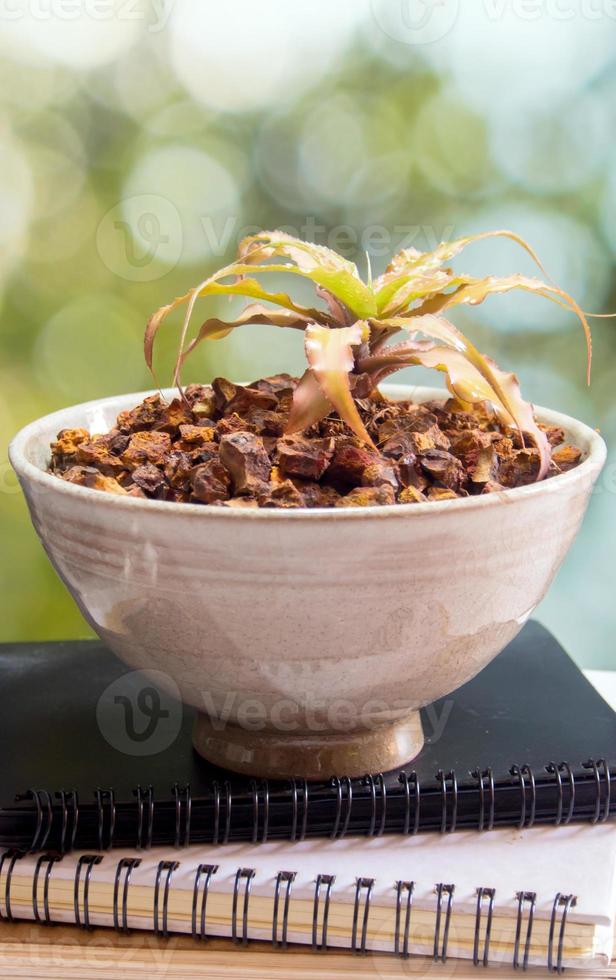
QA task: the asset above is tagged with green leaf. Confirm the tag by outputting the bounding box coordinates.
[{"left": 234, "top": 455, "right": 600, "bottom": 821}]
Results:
[
  {"left": 377, "top": 270, "right": 469, "bottom": 317},
  {"left": 239, "top": 230, "right": 378, "bottom": 319},
  {"left": 373, "top": 229, "right": 551, "bottom": 316}
]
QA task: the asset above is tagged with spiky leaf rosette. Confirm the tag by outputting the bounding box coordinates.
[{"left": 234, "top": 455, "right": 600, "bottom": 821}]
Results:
[{"left": 145, "top": 229, "right": 593, "bottom": 482}]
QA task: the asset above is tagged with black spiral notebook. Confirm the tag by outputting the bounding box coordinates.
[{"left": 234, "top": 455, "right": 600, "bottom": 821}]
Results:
[{"left": 0, "top": 620, "right": 614, "bottom": 853}]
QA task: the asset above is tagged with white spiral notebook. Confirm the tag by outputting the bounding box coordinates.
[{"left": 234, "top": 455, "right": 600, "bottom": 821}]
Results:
[{"left": 2, "top": 821, "right": 615, "bottom": 972}]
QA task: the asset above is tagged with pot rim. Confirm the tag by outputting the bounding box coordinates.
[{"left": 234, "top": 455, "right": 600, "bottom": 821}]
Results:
[{"left": 9, "top": 383, "right": 607, "bottom": 521}]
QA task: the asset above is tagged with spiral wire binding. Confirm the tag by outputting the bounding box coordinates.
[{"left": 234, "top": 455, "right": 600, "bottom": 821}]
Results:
[
  {"left": 312, "top": 873, "right": 335, "bottom": 950},
  {"left": 33, "top": 853, "right": 61, "bottom": 925},
  {"left": 288, "top": 778, "right": 308, "bottom": 842},
  {"left": 394, "top": 880, "right": 414, "bottom": 958},
  {"left": 437, "top": 770, "right": 458, "bottom": 833},
  {"left": 363, "top": 773, "right": 387, "bottom": 837},
  {"left": 95, "top": 788, "right": 116, "bottom": 850},
  {"left": 9, "top": 756, "right": 612, "bottom": 854},
  {"left": 473, "top": 887, "right": 496, "bottom": 967},
  {"left": 113, "top": 857, "right": 141, "bottom": 933},
  {"left": 0, "top": 850, "right": 25, "bottom": 921},
  {"left": 223, "top": 781, "right": 233, "bottom": 843},
  {"left": 471, "top": 768, "right": 495, "bottom": 831},
  {"left": 14, "top": 789, "right": 53, "bottom": 853},
  {"left": 210, "top": 780, "right": 232, "bottom": 844},
  {"left": 510, "top": 765, "right": 536, "bottom": 829},
  {"left": 513, "top": 891, "right": 537, "bottom": 971},
  {"left": 547, "top": 893, "right": 577, "bottom": 975},
  {"left": 74, "top": 854, "right": 102, "bottom": 929},
  {"left": 191, "top": 863, "right": 218, "bottom": 940},
  {"left": 0, "top": 850, "right": 583, "bottom": 969},
  {"left": 55, "top": 790, "right": 79, "bottom": 854},
  {"left": 583, "top": 759, "right": 611, "bottom": 823},
  {"left": 210, "top": 781, "right": 221, "bottom": 844},
  {"left": 557, "top": 763, "right": 575, "bottom": 825},
  {"left": 134, "top": 784, "right": 154, "bottom": 850},
  {"left": 250, "top": 780, "right": 269, "bottom": 844},
  {"left": 231, "top": 868, "right": 255, "bottom": 945},
  {"left": 351, "top": 877, "right": 374, "bottom": 955},
  {"left": 330, "top": 776, "right": 353, "bottom": 840},
  {"left": 398, "top": 771, "right": 420, "bottom": 835},
  {"left": 272, "top": 871, "right": 296, "bottom": 948},
  {"left": 172, "top": 783, "right": 191, "bottom": 848},
  {"left": 153, "top": 860, "right": 179, "bottom": 937},
  {"left": 433, "top": 883, "right": 455, "bottom": 962},
  {"left": 546, "top": 763, "right": 576, "bottom": 827}
]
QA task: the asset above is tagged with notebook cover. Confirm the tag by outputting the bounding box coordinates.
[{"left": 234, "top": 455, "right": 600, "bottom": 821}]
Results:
[{"left": 0, "top": 620, "right": 614, "bottom": 850}]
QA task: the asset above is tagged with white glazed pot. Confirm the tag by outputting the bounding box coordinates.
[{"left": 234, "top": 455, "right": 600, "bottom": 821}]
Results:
[{"left": 9, "top": 385, "right": 606, "bottom": 779}]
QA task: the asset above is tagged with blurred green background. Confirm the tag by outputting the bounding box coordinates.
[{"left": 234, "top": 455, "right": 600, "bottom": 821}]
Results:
[{"left": 1, "top": 1, "right": 615, "bottom": 667}]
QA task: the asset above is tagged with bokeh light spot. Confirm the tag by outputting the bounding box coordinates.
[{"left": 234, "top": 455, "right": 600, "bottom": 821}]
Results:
[
  {"left": 0, "top": 0, "right": 142, "bottom": 70},
  {"left": 122, "top": 145, "right": 240, "bottom": 265},
  {"left": 169, "top": 0, "right": 366, "bottom": 113},
  {"left": 35, "top": 294, "right": 148, "bottom": 402}
]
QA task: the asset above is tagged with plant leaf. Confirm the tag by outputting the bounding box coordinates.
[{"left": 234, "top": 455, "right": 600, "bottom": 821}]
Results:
[
  {"left": 175, "top": 303, "right": 311, "bottom": 378},
  {"left": 373, "top": 229, "right": 551, "bottom": 316},
  {"left": 286, "top": 368, "right": 333, "bottom": 434},
  {"left": 478, "top": 355, "right": 551, "bottom": 479},
  {"left": 379, "top": 271, "right": 471, "bottom": 317},
  {"left": 145, "top": 265, "right": 328, "bottom": 382},
  {"left": 410, "top": 274, "right": 592, "bottom": 383},
  {"left": 316, "top": 285, "right": 352, "bottom": 326},
  {"left": 303, "top": 322, "right": 375, "bottom": 447},
  {"left": 239, "top": 230, "right": 378, "bottom": 319},
  {"left": 372, "top": 311, "right": 551, "bottom": 469},
  {"left": 376, "top": 313, "right": 518, "bottom": 422},
  {"left": 196, "top": 301, "right": 310, "bottom": 342},
  {"left": 145, "top": 287, "right": 193, "bottom": 376},
  {"left": 358, "top": 341, "right": 550, "bottom": 479}
]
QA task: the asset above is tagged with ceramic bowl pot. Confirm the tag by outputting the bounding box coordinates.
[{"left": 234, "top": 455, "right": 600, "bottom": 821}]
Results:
[{"left": 9, "top": 385, "right": 606, "bottom": 779}]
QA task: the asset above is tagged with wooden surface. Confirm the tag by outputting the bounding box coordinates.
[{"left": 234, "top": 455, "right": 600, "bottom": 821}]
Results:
[{"left": 0, "top": 920, "right": 614, "bottom": 980}]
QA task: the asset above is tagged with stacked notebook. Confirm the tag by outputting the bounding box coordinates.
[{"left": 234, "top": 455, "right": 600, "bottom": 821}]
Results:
[
  {"left": 1, "top": 622, "right": 614, "bottom": 851},
  {"left": 0, "top": 621, "right": 614, "bottom": 971},
  {"left": 2, "top": 824, "right": 616, "bottom": 971}
]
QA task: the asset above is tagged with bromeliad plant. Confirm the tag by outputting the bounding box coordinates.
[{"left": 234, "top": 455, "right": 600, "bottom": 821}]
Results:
[{"left": 146, "top": 229, "right": 592, "bottom": 482}]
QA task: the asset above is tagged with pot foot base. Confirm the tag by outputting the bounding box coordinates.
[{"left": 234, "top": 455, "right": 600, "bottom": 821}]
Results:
[{"left": 192, "top": 711, "right": 425, "bottom": 780}]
